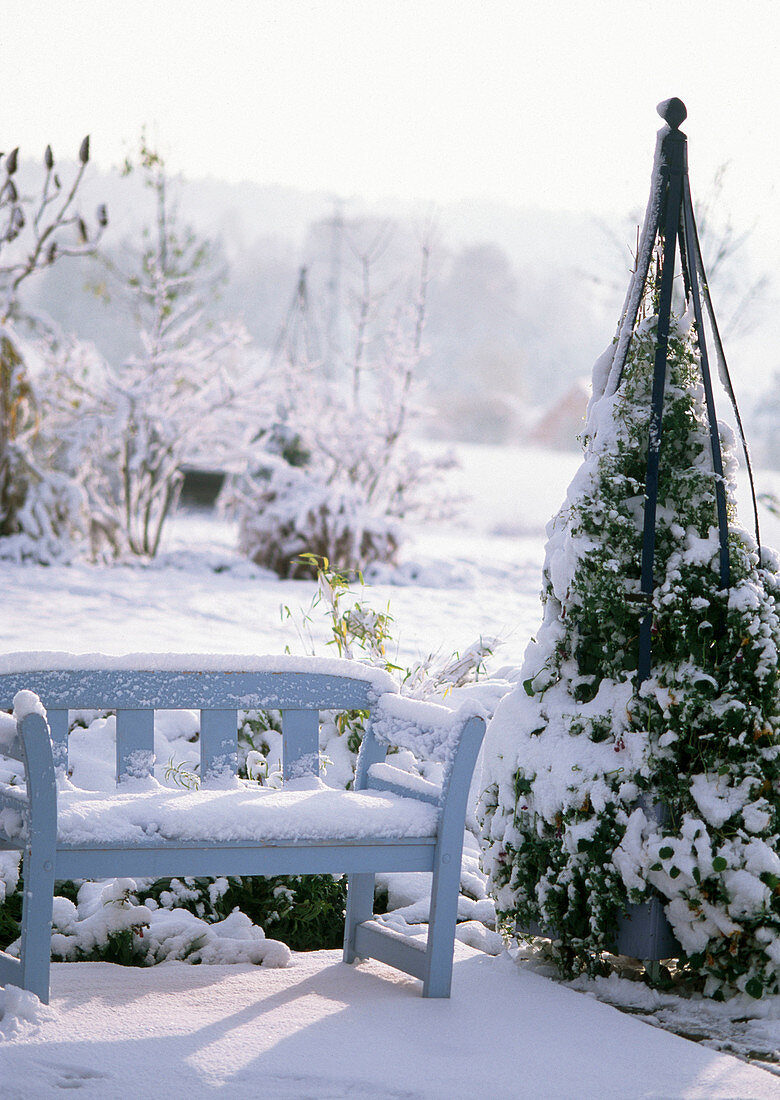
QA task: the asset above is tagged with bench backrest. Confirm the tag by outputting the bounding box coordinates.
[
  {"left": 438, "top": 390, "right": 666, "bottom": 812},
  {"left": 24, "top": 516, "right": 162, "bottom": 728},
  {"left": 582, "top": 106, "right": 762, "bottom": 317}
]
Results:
[{"left": 0, "top": 668, "right": 386, "bottom": 787}]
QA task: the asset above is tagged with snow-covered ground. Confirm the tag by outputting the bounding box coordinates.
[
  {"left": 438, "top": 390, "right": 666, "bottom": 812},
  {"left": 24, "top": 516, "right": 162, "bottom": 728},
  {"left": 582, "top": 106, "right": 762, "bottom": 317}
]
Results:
[
  {"left": 2, "top": 443, "right": 780, "bottom": 1097},
  {"left": 3, "top": 946, "right": 780, "bottom": 1100},
  {"left": 1, "top": 444, "right": 573, "bottom": 671}
]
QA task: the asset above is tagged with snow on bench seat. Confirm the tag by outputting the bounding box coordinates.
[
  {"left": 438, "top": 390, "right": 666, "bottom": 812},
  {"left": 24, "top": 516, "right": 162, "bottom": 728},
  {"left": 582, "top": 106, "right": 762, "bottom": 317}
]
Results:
[{"left": 16, "top": 780, "right": 440, "bottom": 847}]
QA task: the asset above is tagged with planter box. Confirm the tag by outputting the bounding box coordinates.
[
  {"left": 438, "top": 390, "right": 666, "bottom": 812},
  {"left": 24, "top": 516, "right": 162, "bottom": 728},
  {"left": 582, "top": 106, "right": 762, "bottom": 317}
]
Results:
[
  {"left": 521, "top": 896, "right": 680, "bottom": 962},
  {"left": 517, "top": 799, "right": 682, "bottom": 960},
  {"left": 613, "top": 896, "right": 680, "bottom": 960}
]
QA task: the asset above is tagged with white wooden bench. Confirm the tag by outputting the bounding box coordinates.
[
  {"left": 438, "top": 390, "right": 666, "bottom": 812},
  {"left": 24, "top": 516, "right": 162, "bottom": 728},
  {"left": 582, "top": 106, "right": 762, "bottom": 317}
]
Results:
[{"left": 0, "top": 653, "right": 485, "bottom": 1003}]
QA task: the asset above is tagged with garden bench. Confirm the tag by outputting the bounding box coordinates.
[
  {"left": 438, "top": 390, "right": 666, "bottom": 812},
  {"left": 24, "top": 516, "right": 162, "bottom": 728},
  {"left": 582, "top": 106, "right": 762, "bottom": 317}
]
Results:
[{"left": 0, "top": 653, "right": 485, "bottom": 1004}]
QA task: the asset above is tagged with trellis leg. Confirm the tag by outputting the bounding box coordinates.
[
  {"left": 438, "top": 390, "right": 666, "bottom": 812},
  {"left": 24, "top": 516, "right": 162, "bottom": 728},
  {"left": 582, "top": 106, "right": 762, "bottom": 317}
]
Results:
[{"left": 636, "top": 113, "right": 686, "bottom": 687}]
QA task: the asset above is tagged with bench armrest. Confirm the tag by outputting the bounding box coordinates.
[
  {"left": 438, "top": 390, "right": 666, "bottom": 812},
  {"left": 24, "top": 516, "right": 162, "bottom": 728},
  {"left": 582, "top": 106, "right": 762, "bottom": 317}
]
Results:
[
  {"left": 371, "top": 693, "right": 486, "bottom": 764},
  {"left": 355, "top": 693, "right": 486, "bottom": 803},
  {"left": 0, "top": 692, "right": 58, "bottom": 849}
]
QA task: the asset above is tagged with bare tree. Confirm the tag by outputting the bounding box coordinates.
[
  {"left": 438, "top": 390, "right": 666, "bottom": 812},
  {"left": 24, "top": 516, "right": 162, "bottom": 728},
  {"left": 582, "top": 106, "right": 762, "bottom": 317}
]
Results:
[{"left": 92, "top": 137, "right": 250, "bottom": 557}]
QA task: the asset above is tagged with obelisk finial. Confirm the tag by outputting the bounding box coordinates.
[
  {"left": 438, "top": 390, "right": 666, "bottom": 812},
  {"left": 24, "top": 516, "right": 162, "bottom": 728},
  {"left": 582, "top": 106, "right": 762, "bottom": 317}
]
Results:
[{"left": 656, "top": 97, "right": 687, "bottom": 130}]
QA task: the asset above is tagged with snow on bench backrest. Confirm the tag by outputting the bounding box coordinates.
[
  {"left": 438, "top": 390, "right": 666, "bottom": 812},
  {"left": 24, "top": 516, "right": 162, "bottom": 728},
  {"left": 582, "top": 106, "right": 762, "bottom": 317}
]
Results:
[{"left": 0, "top": 653, "right": 398, "bottom": 787}]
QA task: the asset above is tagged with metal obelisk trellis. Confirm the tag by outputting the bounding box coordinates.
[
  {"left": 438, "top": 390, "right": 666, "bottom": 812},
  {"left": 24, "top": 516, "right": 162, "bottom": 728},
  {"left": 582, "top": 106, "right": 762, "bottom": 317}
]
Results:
[
  {"left": 605, "top": 97, "right": 761, "bottom": 688},
  {"left": 521, "top": 99, "right": 762, "bottom": 964},
  {"left": 592, "top": 99, "right": 761, "bottom": 963}
]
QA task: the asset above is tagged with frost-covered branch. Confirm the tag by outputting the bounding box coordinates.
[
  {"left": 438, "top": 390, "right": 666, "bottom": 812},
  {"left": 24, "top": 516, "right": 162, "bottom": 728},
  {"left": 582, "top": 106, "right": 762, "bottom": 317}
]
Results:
[{"left": 0, "top": 138, "right": 107, "bottom": 324}]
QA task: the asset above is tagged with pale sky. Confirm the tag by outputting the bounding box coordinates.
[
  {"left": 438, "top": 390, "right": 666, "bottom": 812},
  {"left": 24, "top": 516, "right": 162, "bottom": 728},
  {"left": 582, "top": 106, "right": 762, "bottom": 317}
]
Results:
[
  {"left": 3, "top": 2, "right": 779, "bottom": 406},
  {"left": 4, "top": 0, "right": 780, "bottom": 229}
]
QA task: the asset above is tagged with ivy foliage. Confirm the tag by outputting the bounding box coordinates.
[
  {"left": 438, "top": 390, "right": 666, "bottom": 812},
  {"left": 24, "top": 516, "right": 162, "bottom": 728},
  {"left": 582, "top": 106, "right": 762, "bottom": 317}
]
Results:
[{"left": 479, "top": 314, "right": 780, "bottom": 998}]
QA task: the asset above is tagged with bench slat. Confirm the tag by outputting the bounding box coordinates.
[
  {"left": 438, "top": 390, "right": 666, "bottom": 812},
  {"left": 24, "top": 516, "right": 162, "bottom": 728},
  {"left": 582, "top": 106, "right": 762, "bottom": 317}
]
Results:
[
  {"left": 200, "top": 709, "right": 238, "bottom": 786},
  {"left": 55, "top": 839, "right": 437, "bottom": 880},
  {"left": 116, "top": 709, "right": 155, "bottom": 782},
  {"left": 281, "top": 709, "right": 319, "bottom": 780}
]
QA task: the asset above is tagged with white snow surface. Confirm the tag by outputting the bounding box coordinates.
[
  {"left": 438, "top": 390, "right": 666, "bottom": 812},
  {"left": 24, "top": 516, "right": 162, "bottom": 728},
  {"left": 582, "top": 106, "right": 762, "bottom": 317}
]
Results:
[
  {"left": 16, "top": 783, "right": 440, "bottom": 846},
  {"left": 2, "top": 946, "right": 779, "bottom": 1099},
  {"left": 0, "top": 651, "right": 398, "bottom": 690},
  {"left": 2, "top": 444, "right": 780, "bottom": 1092},
  {"left": 11, "top": 691, "right": 46, "bottom": 722}
]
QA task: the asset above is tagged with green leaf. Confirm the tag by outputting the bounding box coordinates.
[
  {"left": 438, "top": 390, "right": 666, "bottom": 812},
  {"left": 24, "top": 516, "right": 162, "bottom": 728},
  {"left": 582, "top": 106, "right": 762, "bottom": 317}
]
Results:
[
  {"left": 712, "top": 856, "right": 728, "bottom": 873},
  {"left": 669, "top": 866, "right": 681, "bottom": 879},
  {"left": 659, "top": 846, "right": 674, "bottom": 860},
  {"left": 745, "top": 977, "right": 764, "bottom": 999},
  {"left": 523, "top": 678, "right": 535, "bottom": 697}
]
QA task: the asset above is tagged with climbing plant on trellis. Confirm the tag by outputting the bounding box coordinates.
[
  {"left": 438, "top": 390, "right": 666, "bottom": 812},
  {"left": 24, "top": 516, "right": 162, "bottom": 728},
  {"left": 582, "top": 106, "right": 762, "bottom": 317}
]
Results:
[{"left": 479, "top": 99, "right": 780, "bottom": 998}]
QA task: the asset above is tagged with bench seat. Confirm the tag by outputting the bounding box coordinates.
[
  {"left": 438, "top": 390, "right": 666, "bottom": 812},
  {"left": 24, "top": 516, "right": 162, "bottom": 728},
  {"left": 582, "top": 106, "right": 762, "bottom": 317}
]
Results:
[{"left": 2, "top": 780, "right": 439, "bottom": 847}]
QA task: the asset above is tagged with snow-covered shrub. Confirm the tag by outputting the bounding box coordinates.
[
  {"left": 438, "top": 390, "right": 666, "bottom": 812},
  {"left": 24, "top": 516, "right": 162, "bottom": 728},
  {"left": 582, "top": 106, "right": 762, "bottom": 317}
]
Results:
[
  {"left": 2, "top": 877, "right": 290, "bottom": 969},
  {"left": 140, "top": 873, "right": 349, "bottom": 952},
  {"left": 228, "top": 232, "right": 456, "bottom": 576},
  {"left": 0, "top": 333, "right": 101, "bottom": 563},
  {"left": 234, "top": 456, "right": 399, "bottom": 577},
  {"left": 2, "top": 469, "right": 89, "bottom": 564},
  {"left": 479, "top": 314, "right": 780, "bottom": 998}
]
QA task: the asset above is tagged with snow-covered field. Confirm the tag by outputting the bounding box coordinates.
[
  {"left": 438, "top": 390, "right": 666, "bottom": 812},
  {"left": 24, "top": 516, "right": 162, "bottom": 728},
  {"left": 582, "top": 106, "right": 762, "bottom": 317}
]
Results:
[
  {"left": 2, "top": 443, "right": 780, "bottom": 1098},
  {"left": 1, "top": 444, "right": 573, "bottom": 671}
]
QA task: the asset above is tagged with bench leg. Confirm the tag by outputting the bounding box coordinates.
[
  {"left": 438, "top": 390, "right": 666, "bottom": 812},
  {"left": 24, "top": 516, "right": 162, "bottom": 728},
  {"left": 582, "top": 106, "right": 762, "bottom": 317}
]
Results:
[
  {"left": 343, "top": 872, "right": 375, "bottom": 964},
  {"left": 423, "top": 846, "right": 462, "bottom": 998},
  {"left": 19, "top": 845, "right": 55, "bottom": 1004}
]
